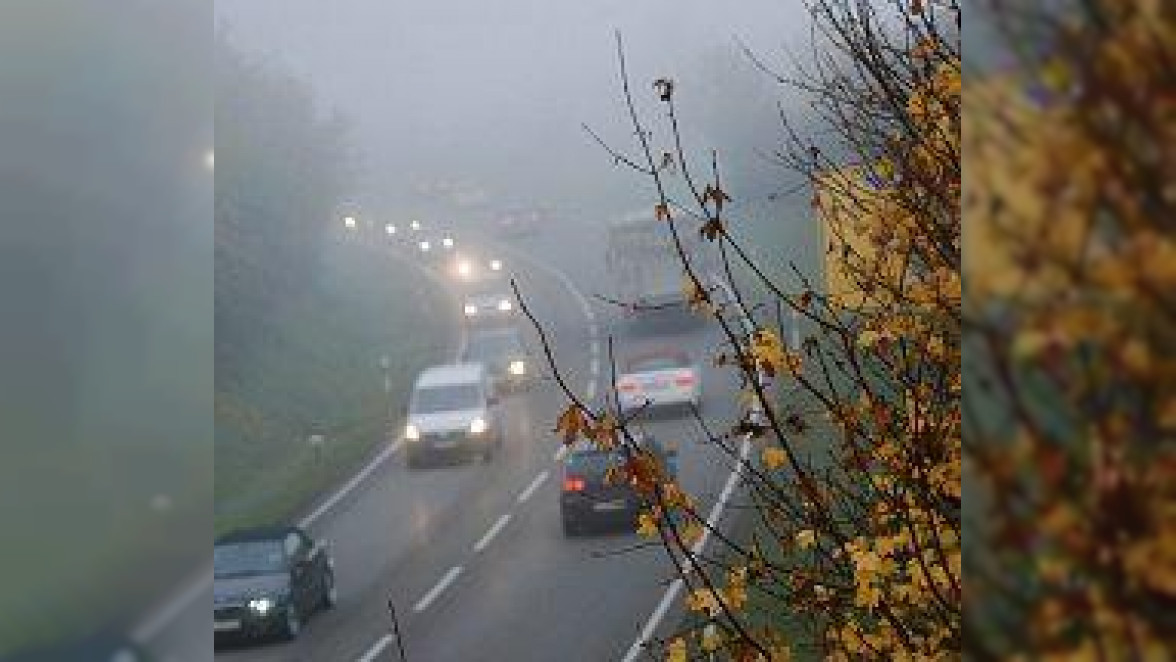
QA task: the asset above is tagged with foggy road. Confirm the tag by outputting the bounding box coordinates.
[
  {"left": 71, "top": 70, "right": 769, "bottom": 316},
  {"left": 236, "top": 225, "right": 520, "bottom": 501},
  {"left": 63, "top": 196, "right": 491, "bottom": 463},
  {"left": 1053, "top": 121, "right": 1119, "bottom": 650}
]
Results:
[{"left": 145, "top": 226, "right": 752, "bottom": 662}]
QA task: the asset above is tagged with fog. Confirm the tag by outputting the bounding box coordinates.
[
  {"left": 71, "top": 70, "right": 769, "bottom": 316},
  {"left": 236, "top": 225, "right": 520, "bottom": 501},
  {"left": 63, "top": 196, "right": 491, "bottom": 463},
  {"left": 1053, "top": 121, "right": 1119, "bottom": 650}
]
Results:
[{"left": 215, "top": 0, "right": 812, "bottom": 223}]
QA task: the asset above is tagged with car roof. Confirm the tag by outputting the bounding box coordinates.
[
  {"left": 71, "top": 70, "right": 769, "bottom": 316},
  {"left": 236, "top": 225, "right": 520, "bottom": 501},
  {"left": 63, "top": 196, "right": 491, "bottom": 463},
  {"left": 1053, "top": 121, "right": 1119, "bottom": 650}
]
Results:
[
  {"left": 624, "top": 347, "right": 691, "bottom": 367},
  {"left": 216, "top": 525, "right": 299, "bottom": 545},
  {"left": 467, "top": 327, "right": 522, "bottom": 343},
  {"left": 416, "top": 362, "right": 485, "bottom": 388}
]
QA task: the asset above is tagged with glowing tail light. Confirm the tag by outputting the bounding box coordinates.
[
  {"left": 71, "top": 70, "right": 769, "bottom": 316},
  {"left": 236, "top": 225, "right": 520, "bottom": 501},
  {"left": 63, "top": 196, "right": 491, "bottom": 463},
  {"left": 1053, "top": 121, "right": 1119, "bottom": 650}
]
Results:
[
  {"left": 562, "top": 476, "right": 586, "bottom": 492},
  {"left": 618, "top": 380, "right": 639, "bottom": 393},
  {"left": 674, "top": 371, "right": 696, "bottom": 387}
]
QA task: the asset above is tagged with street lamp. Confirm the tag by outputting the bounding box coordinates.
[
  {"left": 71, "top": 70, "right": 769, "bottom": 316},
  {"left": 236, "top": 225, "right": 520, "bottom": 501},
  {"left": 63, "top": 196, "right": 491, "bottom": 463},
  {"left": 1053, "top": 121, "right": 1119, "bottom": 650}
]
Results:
[
  {"left": 343, "top": 215, "right": 357, "bottom": 229},
  {"left": 410, "top": 220, "right": 421, "bottom": 231},
  {"left": 385, "top": 223, "right": 397, "bottom": 235},
  {"left": 442, "top": 236, "right": 455, "bottom": 249}
]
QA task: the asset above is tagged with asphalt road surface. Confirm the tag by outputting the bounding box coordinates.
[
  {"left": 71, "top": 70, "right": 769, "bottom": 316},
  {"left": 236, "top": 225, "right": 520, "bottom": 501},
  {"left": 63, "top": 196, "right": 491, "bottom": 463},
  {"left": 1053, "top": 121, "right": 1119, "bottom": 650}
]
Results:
[{"left": 144, "top": 223, "right": 752, "bottom": 662}]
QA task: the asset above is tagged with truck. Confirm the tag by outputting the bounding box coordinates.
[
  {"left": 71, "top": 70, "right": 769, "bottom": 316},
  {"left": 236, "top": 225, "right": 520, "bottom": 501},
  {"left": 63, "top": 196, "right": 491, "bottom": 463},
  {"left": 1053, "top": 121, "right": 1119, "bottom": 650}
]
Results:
[{"left": 603, "top": 211, "right": 713, "bottom": 329}]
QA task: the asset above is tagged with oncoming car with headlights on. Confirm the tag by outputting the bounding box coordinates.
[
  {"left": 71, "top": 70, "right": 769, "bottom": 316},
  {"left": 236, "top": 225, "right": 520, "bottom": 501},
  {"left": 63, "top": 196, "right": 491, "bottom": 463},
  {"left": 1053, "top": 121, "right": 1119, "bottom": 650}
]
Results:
[
  {"left": 461, "top": 326, "right": 534, "bottom": 393},
  {"left": 213, "top": 526, "right": 336, "bottom": 644},
  {"left": 461, "top": 282, "right": 516, "bottom": 326},
  {"left": 405, "top": 362, "right": 503, "bottom": 468}
]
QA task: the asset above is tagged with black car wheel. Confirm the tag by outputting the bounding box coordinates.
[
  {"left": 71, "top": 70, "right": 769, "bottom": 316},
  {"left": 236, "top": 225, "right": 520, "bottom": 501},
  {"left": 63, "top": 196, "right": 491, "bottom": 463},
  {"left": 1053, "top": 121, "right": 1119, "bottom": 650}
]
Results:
[
  {"left": 561, "top": 515, "right": 582, "bottom": 537},
  {"left": 406, "top": 447, "right": 427, "bottom": 470},
  {"left": 281, "top": 603, "right": 301, "bottom": 640},
  {"left": 321, "top": 569, "right": 338, "bottom": 610}
]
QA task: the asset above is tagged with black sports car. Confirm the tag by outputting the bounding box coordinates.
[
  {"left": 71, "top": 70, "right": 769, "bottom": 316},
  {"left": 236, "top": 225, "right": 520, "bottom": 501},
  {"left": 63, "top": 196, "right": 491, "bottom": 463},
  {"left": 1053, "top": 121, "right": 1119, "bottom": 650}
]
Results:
[{"left": 213, "top": 526, "right": 336, "bottom": 644}]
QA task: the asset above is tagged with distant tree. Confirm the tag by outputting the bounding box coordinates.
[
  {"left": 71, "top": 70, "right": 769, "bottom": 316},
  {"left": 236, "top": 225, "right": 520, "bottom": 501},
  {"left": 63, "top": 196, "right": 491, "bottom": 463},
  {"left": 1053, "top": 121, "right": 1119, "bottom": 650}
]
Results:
[
  {"left": 523, "top": 0, "right": 962, "bottom": 659},
  {"left": 214, "top": 31, "right": 352, "bottom": 371}
]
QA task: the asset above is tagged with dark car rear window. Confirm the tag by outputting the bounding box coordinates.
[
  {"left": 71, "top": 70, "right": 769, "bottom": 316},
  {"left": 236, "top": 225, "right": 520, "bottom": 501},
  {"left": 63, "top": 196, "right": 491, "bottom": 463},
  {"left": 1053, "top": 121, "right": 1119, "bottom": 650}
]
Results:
[{"left": 564, "top": 449, "right": 617, "bottom": 476}]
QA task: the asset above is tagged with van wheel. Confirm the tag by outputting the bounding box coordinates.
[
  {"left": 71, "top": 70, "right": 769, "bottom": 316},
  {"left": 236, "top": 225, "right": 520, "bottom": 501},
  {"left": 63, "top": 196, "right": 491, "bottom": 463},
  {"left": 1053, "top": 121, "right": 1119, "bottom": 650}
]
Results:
[{"left": 281, "top": 604, "right": 301, "bottom": 640}]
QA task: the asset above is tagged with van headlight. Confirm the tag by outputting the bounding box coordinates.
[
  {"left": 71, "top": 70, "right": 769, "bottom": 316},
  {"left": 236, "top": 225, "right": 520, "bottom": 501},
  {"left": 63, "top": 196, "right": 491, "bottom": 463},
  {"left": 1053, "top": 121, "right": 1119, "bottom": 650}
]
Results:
[
  {"left": 405, "top": 424, "right": 420, "bottom": 441},
  {"left": 509, "top": 360, "right": 525, "bottom": 375},
  {"left": 497, "top": 299, "right": 513, "bottom": 312},
  {"left": 248, "top": 597, "right": 274, "bottom": 615},
  {"left": 469, "top": 417, "right": 487, "bottom": 435},
  {"left": 463, "top": 304, "right": 478, "bottom": 316}
]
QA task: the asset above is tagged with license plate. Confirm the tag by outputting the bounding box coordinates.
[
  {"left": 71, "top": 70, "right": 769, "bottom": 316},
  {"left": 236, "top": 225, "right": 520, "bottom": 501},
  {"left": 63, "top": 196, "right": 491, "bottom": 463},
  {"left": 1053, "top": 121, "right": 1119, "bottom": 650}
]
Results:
[
  {"left": 594, "top": 499, "right": 627, "bottom": 512},
  {"left": 214, "top": 620, "right": 241, "bottom": 632}
]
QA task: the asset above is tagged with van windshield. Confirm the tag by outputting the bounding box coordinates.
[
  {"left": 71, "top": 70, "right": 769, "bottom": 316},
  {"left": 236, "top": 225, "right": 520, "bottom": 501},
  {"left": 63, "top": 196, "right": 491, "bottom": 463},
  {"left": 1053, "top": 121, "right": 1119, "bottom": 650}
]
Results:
[{"left": 412, "top": 383, "right": 482, "bottom": 414}]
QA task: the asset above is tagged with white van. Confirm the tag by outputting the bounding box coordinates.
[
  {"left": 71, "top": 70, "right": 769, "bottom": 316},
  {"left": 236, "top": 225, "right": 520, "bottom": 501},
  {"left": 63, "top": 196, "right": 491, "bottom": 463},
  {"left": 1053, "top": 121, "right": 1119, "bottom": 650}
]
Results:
[{"left": 404, "top": 363, "right": 502, "bottom": 468}]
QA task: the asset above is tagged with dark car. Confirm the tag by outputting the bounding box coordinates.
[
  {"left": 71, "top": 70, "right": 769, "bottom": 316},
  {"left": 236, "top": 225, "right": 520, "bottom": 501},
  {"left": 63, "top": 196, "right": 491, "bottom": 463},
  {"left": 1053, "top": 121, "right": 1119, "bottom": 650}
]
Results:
[
  {"left": 559, "top": 433, "right": 678, "bottom": 536},
  {"left": 213, "top": 526, "right": 336, "bottom": 644},
  {"left": 461, "top": 326, "right": 533, "bottom": 393}
]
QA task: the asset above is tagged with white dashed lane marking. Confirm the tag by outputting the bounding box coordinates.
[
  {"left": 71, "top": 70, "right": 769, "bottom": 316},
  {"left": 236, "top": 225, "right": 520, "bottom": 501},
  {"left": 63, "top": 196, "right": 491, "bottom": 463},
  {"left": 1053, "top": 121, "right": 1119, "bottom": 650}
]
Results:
[
  {"left": 413, "top": 566, "right": 463, "bottom": 613},
  {"left": 473, "top": 513, "right": 512, "bottom": 553},
  {"left": 516, "top": 470, "right": 548, "bottom": 503},
  {"left": 356, "top": 634, "right": 393, "bottom": 662}
]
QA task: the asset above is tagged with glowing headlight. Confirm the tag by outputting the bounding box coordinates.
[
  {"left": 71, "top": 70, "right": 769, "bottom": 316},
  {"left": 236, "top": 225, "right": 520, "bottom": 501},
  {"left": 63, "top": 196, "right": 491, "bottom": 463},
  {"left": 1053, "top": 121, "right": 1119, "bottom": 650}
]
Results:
[
  {"left": 509, "top": 360, "right": 526, "bottom": 375},
  {"left": 405, "top": 424, "right": 420, "bottom": 440},
  {"left": 469, "top": 417, "right": 487, "bottom": 435},
  {"left": 489, "top": 259, "right": 503, "bottom": 271},
  {"left": 463, "top": 304, "right": 478, "bottom": 316},
  {"left": 497, "top": 299, "right": 513, "bottom": 312},
  {"left": 419, "top": 240, "right": 431, "bottom": 252},
  {"left": 248, "top": 597, "right": 274, "bottom": 614},
  {"left": 442, "top": 236, "right": 455, "bottom": 248},
  {"left": 456, "top": 260, "right": 472, "bottom": 277},
  {"left": 385, "top": 224, "right": 396, "bottom": 235}
]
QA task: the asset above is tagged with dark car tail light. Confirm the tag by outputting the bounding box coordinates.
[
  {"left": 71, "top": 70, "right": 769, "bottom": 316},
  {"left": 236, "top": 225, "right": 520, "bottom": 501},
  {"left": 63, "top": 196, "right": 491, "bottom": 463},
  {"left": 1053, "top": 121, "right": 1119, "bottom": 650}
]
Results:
[{"left": 562, "top": 475, "right": 586, "bottom": 492}]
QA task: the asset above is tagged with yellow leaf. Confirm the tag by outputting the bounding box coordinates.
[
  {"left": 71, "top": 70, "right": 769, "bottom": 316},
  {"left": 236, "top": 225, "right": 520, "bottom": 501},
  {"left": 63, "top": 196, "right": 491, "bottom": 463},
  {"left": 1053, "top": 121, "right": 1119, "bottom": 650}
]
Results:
[
  {"left": 666, "top": 638, "right": 687, "bottom": 662},
  {"left": 554, "top": 404, "right": 586, "bottom": 445},
  {"left": 636, "top": 509, "right": 660, "bottom": 537},
  {"left": 686, "top": 588, "right": 720, "bottom": 615},
  {"left": 762, "top": 447, "right": 787, "bottom": 471},
  {"left": 701, "top": 624, "right": 722, "bottom": 652},
  {"left": 796, "top": 529, "right": 816, "bottom": 550}
]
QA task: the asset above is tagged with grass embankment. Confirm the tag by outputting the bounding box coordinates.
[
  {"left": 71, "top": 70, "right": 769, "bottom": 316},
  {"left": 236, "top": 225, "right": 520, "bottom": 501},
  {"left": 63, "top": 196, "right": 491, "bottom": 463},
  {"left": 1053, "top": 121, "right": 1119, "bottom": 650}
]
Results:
[{"left": 215, "top": 242, "right": 456, "bottom": 536}]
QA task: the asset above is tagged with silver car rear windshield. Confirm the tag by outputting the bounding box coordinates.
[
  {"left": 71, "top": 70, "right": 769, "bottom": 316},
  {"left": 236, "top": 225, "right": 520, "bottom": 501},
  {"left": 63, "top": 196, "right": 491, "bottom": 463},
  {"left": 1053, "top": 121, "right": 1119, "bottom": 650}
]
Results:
[
  {"left": 412, "top": 382, "right": 482, "bottom": 414},
  {"left": 627, "top": 355, "right": 688, "bottom": 372}
]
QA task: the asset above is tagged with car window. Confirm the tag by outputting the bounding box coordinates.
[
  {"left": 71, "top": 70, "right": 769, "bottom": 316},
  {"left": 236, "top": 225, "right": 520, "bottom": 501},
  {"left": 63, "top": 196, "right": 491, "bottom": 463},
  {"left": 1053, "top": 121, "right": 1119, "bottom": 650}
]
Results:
[
  {"left": 214, "top": 540, "right": 287, "bottom": 578},
  {"left": 627, "top": 355, "right": 689, "bottom": 372},
  {"left": 411, "top": 382, "right": 483, "bottom": 414}
]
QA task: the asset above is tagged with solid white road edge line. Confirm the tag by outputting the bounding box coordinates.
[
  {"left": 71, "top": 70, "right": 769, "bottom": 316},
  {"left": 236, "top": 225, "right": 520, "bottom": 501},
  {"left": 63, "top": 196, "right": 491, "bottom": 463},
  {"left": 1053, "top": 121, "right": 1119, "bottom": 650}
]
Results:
[
  {"left": 621, "top": 435, "right": 752, "bottom": 662},
  {"left": 299, "top": 438, "right": 405, "bottom": 528},
  {"left": 473, "top": 513, "right": 512, "bottom": 553},
  {"left": 413, "top": 566, "right": 464, "bottom": 613},
  {"left": 621, "top": 275, "right": 763, "bottom": 661},
  {"left": 586, "top": 379, "right": 597, "bottom": 402},
  {"left": 516, "top": 470, "right": 549, "bottom": 503},
  {"left": 130, "top": 562, "right": 213, "bottom": 644},
  {"left": 356, "top": 634, "right": 394, "bottom": 662}
]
